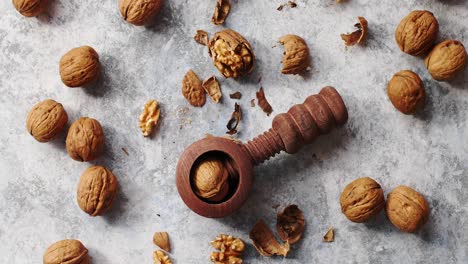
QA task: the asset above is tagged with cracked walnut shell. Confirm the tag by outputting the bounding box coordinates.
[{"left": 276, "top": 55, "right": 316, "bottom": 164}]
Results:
[
  {"left": 250, "top": 220, "right": 290, "bottom": 257},
  {"left": 279, "top": 35, "right": 310, "bottom": 74},
  {"left": 340, "top": 177, "right": 385, "bottom": 223},
  {"left": 209, "top": 29, "right": 255, "bottom": 78},
  {"left": 77, "top": 166, "right": 118, "bottom": 216},
  {"left": 341, "top": 17, "right": 368, "bottom": 46},
  {"left": 395, "top": 10, "right": 439, "bottom": 56},
  {"left": 59, "top": 46, "right": 100, "bottom": 88},
  {"left": 66, "top": 117, "right": 105, "bottom": 162},
  {"left": 43, "top": 239, "right": 89, "bottom": 264},
  {"left": 153, "top": 250, "right": 172, "bottom": 264},
  {"left": 119, "top": 0, "right": 163, "bottom": 26},
  {"left": 386, "top": 185, "right": 429, "bottom": 233},
  {"left": 387, "top": 70, "right": 425, "bottom": 114},
  {"left": 182, "top": 69, "right": 206, "bottom": 107},
  {"left": 425, "top": 40, "right": 467, "bottom": 81},
  {"left": 202, "top": 76, "right": 222, "bottom": 103},
  {"left": 277, "top": 205, "right": 305, "bottom": 244},
  {"left": 26, "top": 99, "right": 68, "bottom": 142},
  {"left": 139, "top": 99, "right": 161, "bottom": 137},
  {"left": 192, "top": 157, "right": 229, "bottom": 202},
  {"left": 13, "top": 0, "right": 47, "bottom": 17}
]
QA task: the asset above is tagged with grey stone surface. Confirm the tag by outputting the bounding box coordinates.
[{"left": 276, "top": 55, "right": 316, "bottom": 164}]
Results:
[{"left": 1, "top": 0, "right": 467, "bottom": 263}]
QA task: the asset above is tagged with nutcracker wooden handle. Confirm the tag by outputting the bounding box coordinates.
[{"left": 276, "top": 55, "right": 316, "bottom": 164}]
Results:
[{"left": 243, "top": 86, "right": 348, "bottom": 165}]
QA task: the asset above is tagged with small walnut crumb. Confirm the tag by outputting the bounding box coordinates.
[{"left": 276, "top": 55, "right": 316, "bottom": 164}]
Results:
[
  {"left": 256, "top": 87, "right": 273, "bottom": 116},
  {"left": 194, "top": 30, "right": 209, "bottom": 46},
  {"left": 212, "top": 0, "right": 231, "bottom": 25},
  {"left": 210, "top": 234, "right": 245, "bottom": 264},
  {"left": 250, "top": 220, "right": 290, "bottom": 257},
  {"left": 139, "top": 100, "right": 161, "bottom": 137},
  {"left": 229, "top": 91, "right": 242, "bottom": 100},
  {"left": 277, "top": 4, "right": 284, "bottom": 11},
  {"left": 250, "top": 99, "right": 255, "bottom": 107},
  {"left": 288, "top": 1, "right": 297, "bottom": 8},
  {"left": 153, "top": 232, "right": 171, "bottom": 252},
  {"left": 341, "top": 17, "right": 368, "bottom": 46},
  {"left": 202, "top": 76, "right": 222, "bottom": 103},
  {"left": 153, "top": 250, "right": 172, "bottom": 264},
  {"left": 226, "top": 103, "right": 242, "bottom": 135},
  {"left": 182, "top": 69, "right": 206, "bottom": 107},
  {"left": 122, "top": 147, "right": 129, "bottom": 156},
  {"left": 323, "top": 227, "right": 334, "bottom": 242}
]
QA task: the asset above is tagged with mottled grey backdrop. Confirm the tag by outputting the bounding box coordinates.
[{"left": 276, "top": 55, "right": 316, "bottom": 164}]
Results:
[{"left": 0, "top": 0, "right": 467, "bottom": 263}]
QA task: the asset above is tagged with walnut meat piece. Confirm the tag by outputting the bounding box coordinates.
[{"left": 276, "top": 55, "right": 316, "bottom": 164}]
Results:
[
  {"left": 425, "top": 40, "right": 467, "bottom": 81},
  {"left": 139, "top": 99, "right": 161, "bottom": 137},
  {"left": 386, "top": 185, "right": 429, "bottom": 233},
  {"left": 119, "top": 0, "right": 163, "bottom": 26},
  {"left": 210, "top": 234, "right": 245, "bottom": 263},
  {"left": 66, "top": 117, "right": 105, "bottom": 162},
  {"left": 59, "top": 46, "right": 100, "bottom": 88},
  {"left": 192, "top": 157, "right": 229, "bottom": 202},
  {"left": 153, "top": 250, "right": 172, "bottom": 264},
  {"left": 277, "top": 205, "right": 305, "bottom": 244},
  {"left": 279, "top": 35, "right": 310, "bottom": 74},
  {"left": 13, "top": 0, "right": 46, "bottom": 17},
  {"left": 43, "top": 239, "right": 89, "bottom": 264},
  {"left": 182, "top": 69, "right": 206, "bottom": 107},
  {"left": 77, "top": 165, "right": 118, "bottom": 216},
  {"left": 340, "top": 177, "right": 385, "bottom": 223},
  {"left": 249, "top": 220, "right": 290, "bottom": 257},
  {"left": 26, "top": 99, "right": 68, "bottom": 142},
  {"left": 395, "top": 10, "right": 439, "bottom": 56},
  {"left": 209, "top": 29, "right": 255, "bottom": 78},
  {"left": 387, "top": 70, "right": 426, "bottom": 114}
]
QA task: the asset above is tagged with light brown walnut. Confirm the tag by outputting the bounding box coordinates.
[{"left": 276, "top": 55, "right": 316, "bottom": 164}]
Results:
[
  {"left": 59, "top": 46, "right": 100, "bottom": 88},
  {"left": 192, "top": 157, "right": 229, "bottom": 202},
  {"left": 182, "top": 69, "right": 206, "bottom": 107},
  {"left": 139, "top": 99, "right": 161, "bottom": 137},
  {"left": 387, "top": 70, "right": 426, "bottom": 114},
  {"left": 279, "top": 35, "right": 310, "bottom": 75},
  {"left": 26, "top": 99, "right": 68, "bottom": 142},
  {"left": 43, "top": 239, "right": 89, "bottom": 264},
  {"left": 66, "top": 117, "right": 105, "bottom": 162},
  {"left": 119, "top": 0, "right": 163, "bottom": 26},
  {"left": 425, "top": 40, "right": 467, "bottom": 81},
  {"left": 13, "top": 0, "right": 47, "bottom": 17}
]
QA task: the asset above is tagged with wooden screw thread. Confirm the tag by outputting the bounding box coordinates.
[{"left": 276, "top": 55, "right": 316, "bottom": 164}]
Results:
[{"left": 243, "top": 86, "right": 348, "bottom": 165}]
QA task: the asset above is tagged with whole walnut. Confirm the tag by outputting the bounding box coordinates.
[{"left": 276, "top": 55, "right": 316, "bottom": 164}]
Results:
[
  {"left": 26, "top": 99, "right": 68, "bottom": 142},
  {"left": 387, "top": 70, "right": 426, "bottom": 114},
  {"left": 340, "top": 177, "right": 385, "bottom": 223},
  {"left": 66, "top": 117, "right": 105, "bottom": 162},
  {"left": 425, "top": 40, "right": 467, "bottom": 81},
  {"left": 13, "top": 0, "right": 47, "bottom": 17},
  {"left": 386, "top": 185, "right": 429, "bottom": 233},
  {"left": 192, "top": 157, "right": 229, "bottom": 202},
  {"left": 43, "top": 239, "right": 89, "bottom": 264},
  {"left": 279, "top": 34, "right": 310, "bottom": 75},
  {"left": 59, "top": 46, "right": 100, "bottom": 88},
  {"left": 77, "top": 166, "right": 118, "bottom": 216},
  {"left": 395, "top": 10, "right": 439, "bottom": 56},
  {"left": 119, "top": 0, "right": 163, "bottom": 26}
]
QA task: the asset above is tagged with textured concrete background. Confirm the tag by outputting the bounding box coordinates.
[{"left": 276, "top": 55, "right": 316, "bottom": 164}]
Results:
[{"left": 0, "top": 0, "right": 467, "bottom": 263}]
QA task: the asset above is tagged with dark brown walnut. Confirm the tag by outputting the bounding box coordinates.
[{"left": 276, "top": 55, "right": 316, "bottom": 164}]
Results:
[
  {"left": 386, "top": 185, "right": 430, "bottom": 233},
  {"left": 194, "top": 30, "right": 209, "bottom": 46},
  {"left": 43, "top": 239, "right": 89, "bottom": 264},
  {"left": 279, "top": 34, "right": 310, "bottom": 74},
  {"left": 209, "top": 29, "right": 255, "bottom": 78},
  {"left": 250, "top": 220, "right": 290, "bottom": 257},
  {"left": 425, "top": 40, "right": 467, "bottom": 81},
  {"left": 395, "top": 10, "right": 439, "bottom": 56},
  {"left": 256, "top": 87, "right": 273, "bottom": 116},
  {"left": 59, "top": 46, "right": 100, "bottom": 88},
  {"left": 13, "top": 0, "right": 47, "bottom": 17},
  {"left": 387, "top": 70, "right": 425, "bottom": 114},
  {"left": 341, "top": 17, "right": 368, "bottom": 46},
  {"left": 211, "top": 0, "right": 230, "bottom": 25},
  {"left": 340, "top": 177, "right": 385, "bottom": 223},
  {"left": 26, "top": 99, "right": 68, "bottom": 142},
  {"left": 182, "top": 69, "right": 206, "bottom": 107},
  {"left": 276, "top": 205, "right": 305, "bottom": 244},
  {"left": 119, "top": 0, "right": 163, "bottom": 26},
  {"left": 77, "top": 166, "right": 118, "bottom": 216},
  {"left": 66, "top": 117, "right": 105, "bottom": 162},
  {"left": 226, "top": 103, "right": 241, "bottom": 135}
]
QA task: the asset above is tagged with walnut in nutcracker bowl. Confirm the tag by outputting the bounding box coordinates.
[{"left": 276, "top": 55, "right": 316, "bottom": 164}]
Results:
[
  {"left": 66, "top": 117, "right": 105, "bottom": 162},
  {"left": 13, "top": 0, "right": 47, "bottom": 17},
  {"left": 43, "top": 239, "right": 89, "bottom": 264},
  {"left": 340, "top": 177, "right": 385, "bottom": 223},
  {"left": 208, "top": 29, "right": 255, "bottom": 78},
  {"left": 395, "top": 10, "right": 439, "bottom": 56},
  {"left": 59, "top": 46, "right": 100, "bottom": 87},
  {"left": 387, "top": 70, "right": 426, "bottom": 114},
  {"left": 119, "top": 0, "right": 163, "bottom": 26},
  {"left": 191, "top": 156, "right": 230, "bottom": 202},
  {"left": 386, "top": 185, "right": 429, "bottom": 233},
  {"left": 425, "top": 40, "right": 467, "bottom": 81},
  {"left": 77, "top": 165, "right": 118, "bottom": 216},
  {"left": 26, "top": 99, "right": 68, "bottom": 142}
]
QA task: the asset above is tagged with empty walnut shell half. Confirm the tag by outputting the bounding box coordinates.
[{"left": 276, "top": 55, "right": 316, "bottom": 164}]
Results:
[
  {"left": 59, "top": 46, "right": 100, "bottom": 88},
  {"left": 26, "top": 99, "right": 68, "bottom": 142},
  {"left": 119, "top": 0, "right": 163, "bottom": 26},
  {"left": 249, "top": 220, "right": 290, "bottom": 257},
  {"left": 279, "top": 35, "right": 310, "bottom": 74},
  {"left": 387, "top": 70, "right": 426, "bottom": 114},
  {"left": 395, "top": 10, "right": 439, "bottom": 56},
  {"left": 43, "top": 239, "right": 89, "bottom": 264},
  {"left": 13, "top": 0, "right": 47, "bottom": 17},
  {"left": 425, "top": 40, "right": 467, "bottom": 81},
  {"left": 66, "top": 117, "right": 105, "bottom": 162},
  {"left": 276, "top": 204, "right": 305, "bottom": 244},
  {"left": 209, "top": 29, "right": 255, "bottom": 78},
  {"left": 77, "top": 165, "right": 118, "bottom": 216},
  {"left": 386, "top": 185, "right": 430, "bottom": 233},
  {"left": 340, "top": 177, "right": 385, "bottom": 223}
]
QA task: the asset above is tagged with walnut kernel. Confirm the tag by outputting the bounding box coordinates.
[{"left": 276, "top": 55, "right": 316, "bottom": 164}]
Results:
[
  {"left": 43, "top": 239, "right": 89, "bottom": 264},
  {"left": 13, "top": 0, "right": 46, "bottom": 17},
  {"left": 210, "top": 234, "right": 245, "bottom": 264},
  {"left": 279, "top": 35, "right": 310, "bottom": 74},
  {"left": 395, "top": 10, "right": 439, "bottom": 55},
  {"left": 26, "top": 99, "right": 68, "bottom": 142},
  {"left": 182, "top": 69, "right": 206, "bottom": 107},
  {"left": 425, "top": 40, "right": 467, "bottom": 81},
  {"left": 139, "top": 99, "right": 161, "bottom": 137},
  {"left": 153, "top": 250, "right": 172, "bottom": 264},
  {"left": 66, "top": 117, "right": 105, "bottom": 162},
  {"left": 59, "top": 46, "right": 100, "bottom": 88},
  {"left": 119, "top": 0, "right": 163, "bottom": 26}
]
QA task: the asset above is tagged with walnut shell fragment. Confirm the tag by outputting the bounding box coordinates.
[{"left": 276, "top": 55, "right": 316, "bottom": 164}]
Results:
[
  {"left": 229, "top": 91, "right": 242, "bottom": 100},
  {"left": 192, "top": 156, "right": 229, "bottom": 202},
  {"left": 425, "top": 40, "right": 467, "bottom": 81},
  {"left": 60, "top": 46, "right": 100, "bottom": 88},
  {"left": 341, "top": 17, "right": 368, "bottom": 46},
  {"left": 119, "top": 0, "right": 163, "bottom": 26},
  {"left": 277, "top": 205, "right": 305, "bottom": 244},
  {"left": 194, "top": 30, "right": 209, "bottom": 46},
  {"left": 26, "top": 99, "right": 68, "bottom": 143},
  {"left": 43, "top": 239, "right": 89, "bottom": 264},
  {"left": 249, "top": 220, "right": 290, "bottom": 257},
  {"left": 226, "top": 102, "right": 242, "bottom": 135},
  {"left": 209, "top": 29, "right": 255, "bottom": 78},
  {"left": 256, "top": 87, "right": 273, "bottom": 116},
  {"left": 13, "top": 0, "right": 47, "bottom": 17},
  {"left": 139, "top": 99, "right": 161, "bottom": 137},
  {"left": 210, "top": 234, "right": 245, "bottom": 264},
  {"left": 202, "top": 76, "right": 222, "bottom": 103},
  {"left": 182, "top": 69, "right": 206, "bottom": 107},
  {"left": 153, "top": 250, "right": 172, "bottom": 264},
  {"left": 212, "top": 0, "right": 230, "bottom": 25},
  {"left": 323, "top": 227, "right": 334, "bottom": 242},
  {"left": 66, "top": 117, "right": 105, "bottom": 162},
  {"left": 279, "top": 34, "right": 310, "bottom": 74},
  {"left": 153, "top": 232, "right": 170, "bottom": 252}
]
